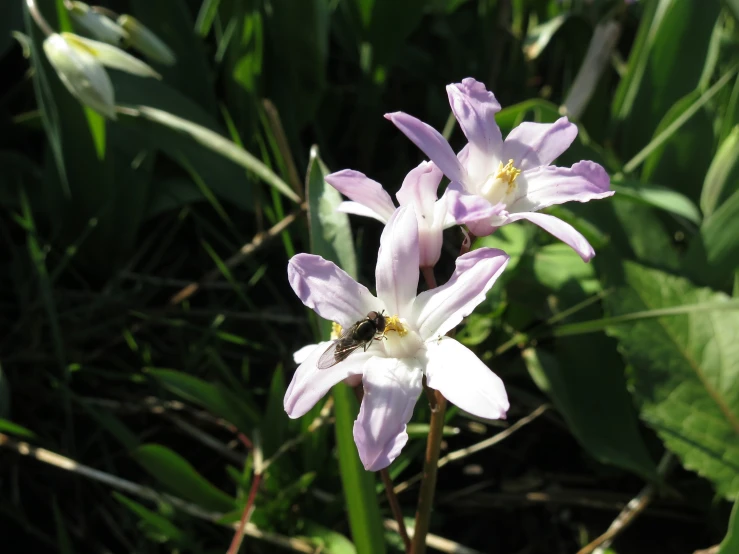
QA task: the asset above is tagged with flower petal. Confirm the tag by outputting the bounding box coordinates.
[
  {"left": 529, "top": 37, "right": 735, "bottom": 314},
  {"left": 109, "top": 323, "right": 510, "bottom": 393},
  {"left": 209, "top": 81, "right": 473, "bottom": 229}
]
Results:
[
  {"left": 396, "top": 161, "right": 443, "bottom": 219},
  {"left": 288, "top": 254, "right": 378, "bottom": 329},
  {"left": 397, "top": 162, "right": 445, "bottom": 268},
  {"left": 505, "top": 211, "right": 595, "bottom": 262},
  {"left": 293, "top": 342, "right": 323, "bottom": 365},
  {"left": 325, "top": 170, "right": 396, "bottom": 222},
  {"left": 385, "top": 112, "right": 468, "bottom": 186},
  {"left": 447, "top": 182, "right": 505, "bottom": 232},
  {"left": 412, "top": 248, "right": 509, "bottom": 340},
  {"left": 376, "top": 206, "right": 420, "bottom": 315},
  {"left": 337, "top": 201, "right": 390, "bottom": 223},
  {"left": 508, "top": 161, "right": 613, "bottom": 213},
  {"left": 284, "top": 345, "right": 370, "bottom": 418},
  {"left": 353, "top": 357, "right": 423, "bottom": 471},
  {"left": 63, "top": 33, "right": 161, "bottom": 79},
  {"left": 501, "top": 117, "right": 578, "bottom": 171},
  {"left": 425, "top": 337, "right": 508, "bottom": 419},
  {"left": 446, "top": 78, "right": 503, "bottom": 158}
]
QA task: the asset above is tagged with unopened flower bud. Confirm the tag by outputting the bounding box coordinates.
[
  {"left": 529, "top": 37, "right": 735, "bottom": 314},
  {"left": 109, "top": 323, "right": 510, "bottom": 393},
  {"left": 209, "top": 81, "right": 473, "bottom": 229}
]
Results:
[
  {"left": 43, "top": 33, "right": 116, "bottom": 119},
  {"left": 117, "top": 15, "right": 176, "bottom": 66},
  {"left": 62, "top": 33, "right": 161, "bottom": 79},
  {"left": 68, "top": 1, "right": 126, "bottom": 45}
]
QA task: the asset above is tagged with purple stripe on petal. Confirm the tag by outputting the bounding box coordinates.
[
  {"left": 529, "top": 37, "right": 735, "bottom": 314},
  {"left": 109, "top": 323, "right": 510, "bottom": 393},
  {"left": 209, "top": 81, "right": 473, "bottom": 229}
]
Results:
[
  {"left": 353, "top": 357, "right": 423, "bottom": 471},
  {"left": 447, "top": 182, "right": 505, "bottom": 237},
  {"left": 412, "top": 248, "right": 509, "bottom": 340},
  {"left": 325, "top": 170, "right": 396, "bottom": 222},
  {"left": 425, "top": 337, "right": 508, "bottom": 420},
  {"left": 288, "top": 253, "right": 378, "bottom": 329},
  {"left": 505, "top": 211, "right": 596, "bottom": 262},
  {"left": 446, "top": 78, "right": 503, "bottom": 158},
  {"left": 375, "top": 206, "right": 420, "bottom": 316},
  {"left": 501, "top": 117, "right": 578, "bottom": 171},
  {"left": 509, "top": 160, "right": 613, "bottom": 214},
  {"left": 385, "top": 111, "right": 468, "bottom": 186}
]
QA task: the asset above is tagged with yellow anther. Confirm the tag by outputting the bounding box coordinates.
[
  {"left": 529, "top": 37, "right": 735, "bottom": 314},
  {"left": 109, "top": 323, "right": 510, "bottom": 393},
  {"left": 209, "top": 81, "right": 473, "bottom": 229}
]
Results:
[
  {"left": 331, "top": 321, "right": 343, "bottom": 340},
  {"left": 384, "top": 315, "right": 408, "bottom": 337},
  {"left": 494, "top": 159, "right": 521, "bottom": 194}
]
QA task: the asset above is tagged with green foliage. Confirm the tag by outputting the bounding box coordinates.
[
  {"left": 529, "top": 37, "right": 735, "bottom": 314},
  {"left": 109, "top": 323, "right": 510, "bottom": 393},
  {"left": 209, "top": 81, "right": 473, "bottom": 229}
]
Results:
[{"left": 605, "top": 263, "right": 739, "bottom": 500}]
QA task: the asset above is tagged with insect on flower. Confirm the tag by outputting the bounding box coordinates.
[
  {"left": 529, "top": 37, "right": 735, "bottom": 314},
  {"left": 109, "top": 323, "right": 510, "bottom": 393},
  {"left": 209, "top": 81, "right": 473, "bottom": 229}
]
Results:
[{"left": 317, "top": 311, "right": 386, "bottom": 369}]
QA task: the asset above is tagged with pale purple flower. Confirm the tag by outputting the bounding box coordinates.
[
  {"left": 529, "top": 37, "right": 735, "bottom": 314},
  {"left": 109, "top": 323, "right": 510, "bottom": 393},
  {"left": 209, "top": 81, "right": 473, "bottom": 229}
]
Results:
[
  {"left": 285, "top": 205, "right": 509, "bottom": 471},
  {"left": 325, "top": 161, "right": 455, "bottom": 268},
  {"left": 385, "top": 78, "right": 613, "bottom": 262}
]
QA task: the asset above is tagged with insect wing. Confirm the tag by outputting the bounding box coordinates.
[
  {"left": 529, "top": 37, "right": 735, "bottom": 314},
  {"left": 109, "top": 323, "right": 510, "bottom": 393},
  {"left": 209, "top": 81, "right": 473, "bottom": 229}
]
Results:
[{"left": 316, "top": 326, "right": 362, "bottom": 370}]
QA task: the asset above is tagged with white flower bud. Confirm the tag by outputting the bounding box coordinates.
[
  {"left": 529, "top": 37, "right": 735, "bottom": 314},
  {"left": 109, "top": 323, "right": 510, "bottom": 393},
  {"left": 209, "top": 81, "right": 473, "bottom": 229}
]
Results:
[
  {"left": 117, "top": 15, "right": 176, "bottom": 66},
  {"left": 68, "top": 1, "right": 126, "bottom": 45},
  {"left": 43, "top": 33, "right": 116, "bottom": 119},
  {"left": 62, "top": 33, "right": 161, "bottom": 79}
]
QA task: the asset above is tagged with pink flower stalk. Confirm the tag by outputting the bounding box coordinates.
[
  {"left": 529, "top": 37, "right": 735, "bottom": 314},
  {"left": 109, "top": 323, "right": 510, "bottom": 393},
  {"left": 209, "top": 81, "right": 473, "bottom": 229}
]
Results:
[
  {"left": 285, "top": 205, "right": 510, "bottom": 471},
  {"left": 385, "top": 78, "right": 614, "bottom": 262},
  {"left": 325, "top": 161, "right": 455, "bottom": 268}
]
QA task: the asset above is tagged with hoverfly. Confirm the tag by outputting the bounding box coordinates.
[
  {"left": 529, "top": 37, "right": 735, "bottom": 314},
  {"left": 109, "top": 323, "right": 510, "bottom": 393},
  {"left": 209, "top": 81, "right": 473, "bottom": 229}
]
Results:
[{"left": 317, "top": 311, "right": 386, "bottom": 369}]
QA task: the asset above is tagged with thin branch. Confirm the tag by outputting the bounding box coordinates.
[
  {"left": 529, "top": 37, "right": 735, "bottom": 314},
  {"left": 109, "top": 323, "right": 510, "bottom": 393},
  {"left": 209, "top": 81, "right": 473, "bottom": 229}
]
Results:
[
  {"left": 384, "top": 520, "right": 485, "bottom": 554},
  {"left": 164, "top": 413, "right": 246, "bottom": 465},
  {"left": 169, "top": 203, "right": 306, "bottom": 305},
  {"left": 578, "top": 453, "right": 676, "bottom": 554},
  {"left": 394, "top": 405, "right": 549, "bottom": 496},
  {"left": 227, "top": 431, "right": 263, "bottom": 554},
  {"left": 0, "top": 434, "right": 314, "bottom": 553}
]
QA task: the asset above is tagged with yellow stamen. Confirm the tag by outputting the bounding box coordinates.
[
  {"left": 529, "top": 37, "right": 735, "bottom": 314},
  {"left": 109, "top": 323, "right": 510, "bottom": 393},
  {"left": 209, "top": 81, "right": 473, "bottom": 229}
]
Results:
[
  {"left": 384, "top": 315, "right": 408, "bottom": 337},
  {"left": 494, "top": 159, "right": 522, "bottom": 194},
  {"left": 331, "top": 321, "right": 343, "bottom": 340}
]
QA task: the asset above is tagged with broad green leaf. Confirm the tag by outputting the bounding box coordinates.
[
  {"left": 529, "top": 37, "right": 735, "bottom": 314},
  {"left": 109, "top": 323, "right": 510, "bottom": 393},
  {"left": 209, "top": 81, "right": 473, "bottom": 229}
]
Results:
[
  {"left": 640, "top": 90, "right": 714, "bottom": 201},
  {"left": 148, "top": 368, "right": 257, "bottom": 431},
  {"left": 306, "top": 145, "right": 358, "bottom": 283},
  {"left": 474, "top": 223, "right": 529, "bottom": 276},
  {"left": 614, "top": 0, "right": 720, "bottom": 160},
  {"left": 119, "top": 104, "right": 298, "bottom": 204},
  {"left": 303, "top": 521, "right": 357, "bottom": 554},
  {"left": 523, "top": 346, "right": 657, "bottom": 481},
  {"left": 701, "top": 126, "right": 739, "bottom": 217},
  {"left": 113, "top": 493, "right": 185, "bottom": 544},
  {"left": 132, "top": 444, "right": 237, "bottom": 512},
  {"left": 496, "top": 99, "right": 560, "bottom": 132},
  {"left": 533, "top": 243, "right": 600, "bottom": 293},
  {"left": 684, "top": 188, "right": 739, "bottom": 288},
  {"left": 611, "top": 181, "right": 701, "bottom": 225},
  {"left": 605, "top": 262, "right": 739, "bottom": 499},
  {"left": 719, "top": 502, "right": 739, "bottom": 554},
  {"left": 333, "top": 385, "right": 387, "bottom": 554}
]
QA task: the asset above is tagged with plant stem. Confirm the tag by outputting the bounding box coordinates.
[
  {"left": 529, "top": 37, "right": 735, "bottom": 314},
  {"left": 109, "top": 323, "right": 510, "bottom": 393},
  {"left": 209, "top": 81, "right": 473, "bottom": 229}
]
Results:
[
  {"left": 26, "top": 0, "right": 55, "bottom": 36},
  {"left": 380, "top": 469, "right": 411, "bottom": 553},
  {"left": 410, "top": 388, "right": 447, "bottom": 554}
]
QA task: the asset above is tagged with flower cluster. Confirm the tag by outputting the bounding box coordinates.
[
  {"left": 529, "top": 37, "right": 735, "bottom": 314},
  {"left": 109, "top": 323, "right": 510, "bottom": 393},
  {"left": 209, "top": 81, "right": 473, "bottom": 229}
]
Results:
[
  {"left": 29, "top": 0, "right": 175, "bottom": 119},
  {"left": 285, "top": 78, "right": 613, "bottom": 471}
]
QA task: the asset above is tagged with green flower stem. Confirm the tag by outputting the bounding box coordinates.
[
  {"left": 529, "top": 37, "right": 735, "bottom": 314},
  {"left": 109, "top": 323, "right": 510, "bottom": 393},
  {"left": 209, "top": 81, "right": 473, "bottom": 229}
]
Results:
[{"left": 410, "top": 388, "right": 447, "bottom": 554}]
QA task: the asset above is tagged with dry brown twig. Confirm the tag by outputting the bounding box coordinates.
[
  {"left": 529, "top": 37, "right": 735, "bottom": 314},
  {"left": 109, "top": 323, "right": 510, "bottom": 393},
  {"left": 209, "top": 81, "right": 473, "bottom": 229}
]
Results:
[{"left": 0, "top": 433, "right": 314, "bottom": 553}]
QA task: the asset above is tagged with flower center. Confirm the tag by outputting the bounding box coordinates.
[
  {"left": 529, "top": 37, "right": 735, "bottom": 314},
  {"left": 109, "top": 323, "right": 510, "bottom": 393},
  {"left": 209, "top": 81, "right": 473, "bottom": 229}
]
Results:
[
  {"left": 330, "top": 322, "right": 343, "bottom": 340},
  {"left": 383, "top": 315, "right": 408, "bottom": 337},
  {"left": 479, "top": 159, "right": 521, "bottom": 205}
]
